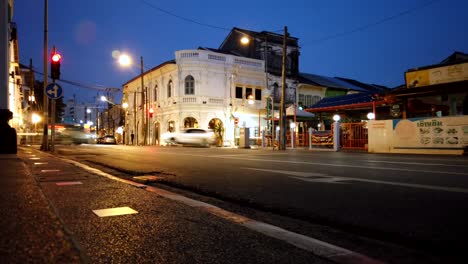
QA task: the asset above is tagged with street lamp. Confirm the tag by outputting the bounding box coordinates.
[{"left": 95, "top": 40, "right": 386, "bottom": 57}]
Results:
[
  {"left": 118, "top": 54, "right": 147, "bottom": 146},
  {"left": 333, "top": 114, "right": 341, "bottom": 122},
  {"left": 240, "top": 32, "right": 273, "bottom": 149},
  {"left": 32, "top": 113, "right": 41, "bottom": 133},
  {"left": 239, "top": 27, "right": 288, "bottom": 150}
]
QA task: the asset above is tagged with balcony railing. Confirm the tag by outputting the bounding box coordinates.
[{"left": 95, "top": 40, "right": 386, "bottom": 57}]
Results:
[{"left": 176, "top": 50, "right": 264, "bottom": 70}]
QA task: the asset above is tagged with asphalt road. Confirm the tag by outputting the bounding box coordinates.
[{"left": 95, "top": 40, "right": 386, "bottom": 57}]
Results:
[{"left": 56, "top": 144, "right": 468, "bottom": 262}]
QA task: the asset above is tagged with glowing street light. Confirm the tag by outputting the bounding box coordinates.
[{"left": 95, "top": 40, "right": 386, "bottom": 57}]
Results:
[
  {"left": 240, "top": 36, "right": 250, "bottom": 45},
  {"left": 333, "top": 114, "right": 341, "bottom": 122},
  {"left": 32, "top": 113, "right": 41, "bottom": 124},
  {"left": 367, "top": 112, "right": 375, "bottom": 120},
  {"left": 122, "top": 102, "right": 128, "bottom": 109},
  {"left": 118, "top": 53, "right": 147, "bottom": 145},
  {"left": 118, "top": 54, "right": 131, "bottom": 66}
]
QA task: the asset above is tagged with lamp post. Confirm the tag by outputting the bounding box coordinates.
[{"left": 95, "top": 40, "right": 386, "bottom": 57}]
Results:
[
  {"left": 240, "top": 32, "right": 273, "bottom": 149},
  {"left": 118, "top": 54, "right": 147, "bottom": 146}
]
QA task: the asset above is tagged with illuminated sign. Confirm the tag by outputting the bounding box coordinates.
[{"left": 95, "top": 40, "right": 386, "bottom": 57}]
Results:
[{"left": 405, "top": 62, "right": 468, "bottom": 88}]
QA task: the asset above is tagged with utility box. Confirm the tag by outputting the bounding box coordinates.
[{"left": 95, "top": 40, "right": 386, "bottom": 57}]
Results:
[{"left": 239, "top": 127, "right": 250, "bottom": 149}]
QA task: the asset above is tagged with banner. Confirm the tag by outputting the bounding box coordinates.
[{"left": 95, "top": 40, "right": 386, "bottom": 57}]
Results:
[
  {"left": 393, "top": 116, "right": 468, "bottom": 149},
  {"left": 311, "top": 131, "right": 333, "bottom": 146}
]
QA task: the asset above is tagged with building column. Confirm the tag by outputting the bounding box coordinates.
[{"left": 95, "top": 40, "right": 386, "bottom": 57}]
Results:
[
  {"left": 0, "top": 0, "right": 16, "bottom": 154},
  {"left": 0, "top": 0, "right": 8, "bottom": 109}
]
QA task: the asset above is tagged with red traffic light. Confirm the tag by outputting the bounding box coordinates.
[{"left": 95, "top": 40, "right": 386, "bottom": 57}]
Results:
[
  {"left": 51, "top": 53, "right": 61, "bottom": 62},
  {"left": 50, "top": 52, "right": 62, "bottom": 80}
]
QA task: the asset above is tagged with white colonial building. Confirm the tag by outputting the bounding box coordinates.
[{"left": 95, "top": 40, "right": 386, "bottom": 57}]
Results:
[{"left": 123, "top": 49, "right": 278, "bottom": 146}]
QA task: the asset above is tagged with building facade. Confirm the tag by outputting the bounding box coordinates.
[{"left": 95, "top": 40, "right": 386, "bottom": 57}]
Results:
[{"left": 123, "top": 49, "right": 275, "bottom": 146}]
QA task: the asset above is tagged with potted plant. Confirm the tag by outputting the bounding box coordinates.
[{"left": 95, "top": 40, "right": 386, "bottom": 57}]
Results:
[{"left": 214, "top": 122, "right": 224, "bottom": 147}]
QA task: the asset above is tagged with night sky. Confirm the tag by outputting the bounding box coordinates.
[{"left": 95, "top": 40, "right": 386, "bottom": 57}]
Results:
[{"left": 13, "top": 0, "right": 468, "bottom": 103}]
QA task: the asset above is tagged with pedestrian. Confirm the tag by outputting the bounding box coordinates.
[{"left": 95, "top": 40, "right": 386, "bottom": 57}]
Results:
[{"left": 131, "top": 131, "right": 135, "bottom": 145}]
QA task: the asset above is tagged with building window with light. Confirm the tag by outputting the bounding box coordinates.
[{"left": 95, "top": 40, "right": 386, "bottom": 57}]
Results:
[
  {"left": 235, "top": 87, "right": 243, "bottom": 99},
  {"left": 185, "top": 75, "right": 195, "bottom": 95},
  {"left": 246, "top": 88, "right": 253, "bottom": 100},
  {"left": 167, "top": 80, "right": 172, "bottom": 98}
]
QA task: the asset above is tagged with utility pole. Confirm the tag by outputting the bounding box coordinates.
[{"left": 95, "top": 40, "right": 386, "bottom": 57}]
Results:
[
  {"left": 279, "top": 26, "right": 288, "bottom": 150},
  {"left": 133, "top": 90, "right": 137, "bottom": 145},
  {"left": 29, "top": 59, "right": 35, "bottom": 109},
  {"left": 41, "top": 0, "right": 49, "bottom": 151},
  {"left": 140, "top": 56, "right": 146, "bottom": 145}
]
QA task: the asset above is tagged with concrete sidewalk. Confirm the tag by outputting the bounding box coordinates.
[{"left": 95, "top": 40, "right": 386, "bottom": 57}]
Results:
[
  {"left": 0, "top": 148, "right": 333, "bottom": 263},
  {"left": 0, "top": 153, "right": 81, "bottom": 263}
]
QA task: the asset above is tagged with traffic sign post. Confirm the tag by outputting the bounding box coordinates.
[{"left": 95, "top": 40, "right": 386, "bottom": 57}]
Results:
[
  {"left": 45, "top": 83, "right": 63, "bottom": 99},
  {"left": 46, "top": 82, "right": 63, "bottom": 151}
]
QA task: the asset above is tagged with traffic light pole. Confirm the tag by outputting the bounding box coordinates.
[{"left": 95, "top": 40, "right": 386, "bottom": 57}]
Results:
[
  {"left": 42, "top": 0, "right": 49, "bottom": 151},
  {"left": 50, "top": 80, "right": 56, "bottom": 152}
]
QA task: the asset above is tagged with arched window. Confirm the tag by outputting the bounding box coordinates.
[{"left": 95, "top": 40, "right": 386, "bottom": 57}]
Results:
[
  {"left": 168, "top": 120, "right": 175, "bottom": 132},
  {"left": 183, "top": 117, "right": 198, "bottom": 128},
  {"left": 154, "top": 83, "right": 158, "bottom": 102},
  {"left": 185, "top": 75, "right": 195, "bottom": 95},
  {"left": 167, "top": 80, "right": 172, "bottom": 98}
]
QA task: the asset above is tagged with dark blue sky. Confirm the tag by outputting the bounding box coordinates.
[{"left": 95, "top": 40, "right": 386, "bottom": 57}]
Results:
[{"left": 14, "top": 0, "right": 468, "bottom": 103}]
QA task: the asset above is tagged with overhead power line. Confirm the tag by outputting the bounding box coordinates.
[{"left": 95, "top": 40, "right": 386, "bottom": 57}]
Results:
[
  {"left": 31, "top": 68, "right": 120, "bottom": 92},
  {"left": 139, "top": 0, "right": 230, "bottom": 31},
  {"left": 304, "top": 0, "right": 441, "bottom": 46}
]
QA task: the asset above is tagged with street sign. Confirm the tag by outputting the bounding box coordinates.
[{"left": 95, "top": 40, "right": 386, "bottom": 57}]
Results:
[{"left": 45, "top": 83, "right": 63, "bottom": 99}]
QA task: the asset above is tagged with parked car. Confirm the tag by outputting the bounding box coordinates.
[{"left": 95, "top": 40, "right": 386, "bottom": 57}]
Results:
[
  {"left": 162, "top": 128, "right": 216, "bottom": 147},
  {"left": 97, "top": 135, "right": 117, "bottom": 145}
]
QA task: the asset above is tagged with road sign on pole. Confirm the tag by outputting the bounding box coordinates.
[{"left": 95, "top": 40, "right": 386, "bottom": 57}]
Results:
[{"left": 45, "top": 83, "right": 63, "bottom": 99}]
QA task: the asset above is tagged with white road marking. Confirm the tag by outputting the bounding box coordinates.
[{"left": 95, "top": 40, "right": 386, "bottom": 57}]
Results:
[
  {"left": 244, "top": 168, "right": 468, "bottom": 194},
  {"left": 366, "top": 160, "right": 468, "bottom": 167},
  {"left": 41, "top": 169, "right": 60, "bottom": 173},
  {"left": 289, "top": 176, "right": 349, "bottom": 184},
  {"left": 159, "top": 152, "right": 468, "bottom": 175},
  {"left": 56, "top": 181, "right": 83, "bottom": 186},
  {"left": 211, "top": 155, "right": 468, "bottom": 175}
]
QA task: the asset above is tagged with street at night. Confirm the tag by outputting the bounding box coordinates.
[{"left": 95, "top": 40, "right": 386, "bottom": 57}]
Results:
[
  {"left": 2, "top": 0, "right": 468, "bottom": 263},
  {"left": 44, "top": 144, "right": 468, "bottom": 263}
]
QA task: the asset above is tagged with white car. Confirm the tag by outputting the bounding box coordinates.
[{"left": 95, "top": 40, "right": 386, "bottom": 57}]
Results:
[{"left": 163, "top": 128, "right": 216, "bottom": 147}]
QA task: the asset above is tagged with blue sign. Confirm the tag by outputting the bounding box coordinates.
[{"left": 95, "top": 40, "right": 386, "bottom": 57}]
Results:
[{"left": 45, "top": 83, "right": 63, "bottom": 99}]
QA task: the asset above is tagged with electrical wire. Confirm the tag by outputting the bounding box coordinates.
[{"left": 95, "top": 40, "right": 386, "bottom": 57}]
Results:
[
  {"left": 31, "top": 68, "right": 120, "bottom": 92},
  {"left": 139, "top": 0, "right": 231, "bottom": 31},
  {"left": 303, "top": 0, "right": 441, "bottom": 46},
  {"left": 138, "top": 0, "right": 440, "bottom": 47}
]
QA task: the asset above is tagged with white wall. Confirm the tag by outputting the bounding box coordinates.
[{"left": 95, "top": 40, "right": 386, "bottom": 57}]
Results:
[{"left": 368, "top": 116, "right": 468, "bottom": 155}]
